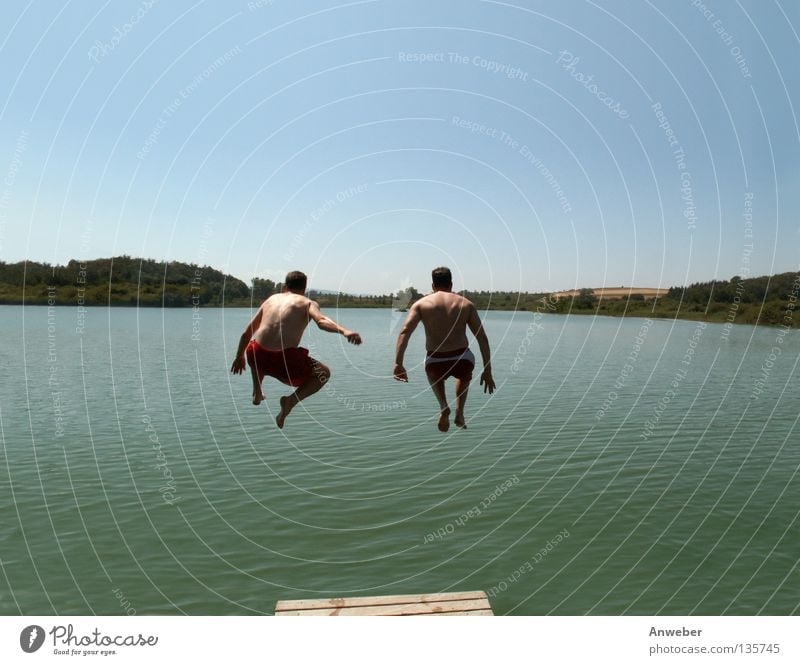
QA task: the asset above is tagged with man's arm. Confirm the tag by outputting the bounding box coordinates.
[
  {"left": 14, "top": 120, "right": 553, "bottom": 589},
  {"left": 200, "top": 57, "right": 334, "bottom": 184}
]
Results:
[
  {"left": 230, "top": 306, "right": 262, "bottom": 374},
  {"left": 308, "top": 301, "right": 362, "bottom": 344},
  {"left": 393, "top": 304, "right": 421, "bottom": 382},
  {"left": 467, "top": 304, "right": 495, "bottom": 394}
]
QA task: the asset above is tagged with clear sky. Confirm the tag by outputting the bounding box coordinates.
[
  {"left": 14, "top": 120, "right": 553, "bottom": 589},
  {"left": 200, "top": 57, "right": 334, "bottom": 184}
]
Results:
[{"left": 1, "top": 0, "right": 798, "bottom": 295}]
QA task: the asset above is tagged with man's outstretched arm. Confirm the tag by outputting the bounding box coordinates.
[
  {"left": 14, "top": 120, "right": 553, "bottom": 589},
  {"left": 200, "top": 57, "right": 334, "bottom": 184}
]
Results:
[
  {"left": 467, "top": 304, "right": 495, "bottom": 394},
  {"left": 309, "top": 301, "right": 362, "bottom": 344},
  {"left": 231, "top": 306, "right": 262, "bottom": 374},
  {"left": 394, "top": 305, "right": 421, "bottom": 382}
]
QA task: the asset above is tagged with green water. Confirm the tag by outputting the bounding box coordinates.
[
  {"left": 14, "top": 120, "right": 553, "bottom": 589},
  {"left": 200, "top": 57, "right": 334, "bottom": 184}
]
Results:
[{"left": 1, "top": 305, "right": 797, "bottom": 615}]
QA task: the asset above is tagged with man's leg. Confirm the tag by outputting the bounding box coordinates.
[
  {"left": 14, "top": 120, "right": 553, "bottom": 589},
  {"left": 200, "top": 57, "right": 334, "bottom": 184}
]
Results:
[
  {"left": 454, "top": 377, "right": 469, "bottom": 428},
  {"left": 250, "top": 362, "right": 265, "bottom": 405},
  {"left": 427, "top": 372, "right": 451, "bottom": 432},
  {"left": 276, "top": 361, "right": 331, "bottom": 429}
]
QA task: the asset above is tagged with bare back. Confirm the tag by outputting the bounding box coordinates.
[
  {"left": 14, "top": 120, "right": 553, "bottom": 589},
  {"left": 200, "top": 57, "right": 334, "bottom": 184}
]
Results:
[
  {"left": 253, "top": 292, "right": 311, "bottom": 349},
  {"left": 414, "top": 291, "right": 474, "bottom": 353}
]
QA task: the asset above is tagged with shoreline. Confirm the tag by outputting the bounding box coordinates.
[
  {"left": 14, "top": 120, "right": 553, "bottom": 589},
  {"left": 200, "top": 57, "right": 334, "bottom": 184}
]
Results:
[{"left": 2, "top": 302, "right": 794, "bottom": 329}]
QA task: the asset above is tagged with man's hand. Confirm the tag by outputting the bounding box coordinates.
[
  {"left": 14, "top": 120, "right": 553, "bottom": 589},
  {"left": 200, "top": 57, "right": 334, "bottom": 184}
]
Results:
[
  {"left": 393, "top": 363, "right": 409, "bottom": 382},
  {"left": 344, "top": 330, "right": 362, "bottom": 345},
  {"left": 230, "top": 356, "right": 246, "bottom": 375},
  {"left": 480, "top": 368, "right": 496, "bottom": 394}
]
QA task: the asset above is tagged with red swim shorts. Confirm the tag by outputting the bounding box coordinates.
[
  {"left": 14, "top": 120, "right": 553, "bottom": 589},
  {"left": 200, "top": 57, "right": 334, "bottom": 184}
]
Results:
[
  {"left": 246, "top": 340, "right": 315, "bottom": 387},
  {"left": 424, "top": 347, "right": 475, "bottom": 383}
]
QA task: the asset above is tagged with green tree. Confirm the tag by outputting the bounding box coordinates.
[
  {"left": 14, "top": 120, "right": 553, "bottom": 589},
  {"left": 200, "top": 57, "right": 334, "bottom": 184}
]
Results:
[
  {"left": 574, "top": 288, "right": 598, "bottom": 309},
  {"left": 251, "top": 277, "right": 276, "bottom": 301}
]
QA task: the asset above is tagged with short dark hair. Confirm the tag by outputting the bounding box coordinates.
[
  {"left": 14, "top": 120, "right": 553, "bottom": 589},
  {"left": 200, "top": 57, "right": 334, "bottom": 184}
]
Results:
[
  {"left": 431, "top": 266, "right": 452, "bottom": 288},
  {"left": 285, "top": 270, "right": 307, "bottom": 292}
]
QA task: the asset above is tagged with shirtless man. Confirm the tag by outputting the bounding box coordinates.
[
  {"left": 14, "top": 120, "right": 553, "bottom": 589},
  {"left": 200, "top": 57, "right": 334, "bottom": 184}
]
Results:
[
  {"left": 230, "top": 271, "right": 362, "bottom": 428},
  {"left": 393, "top": 266, "right": 495, "bottom": 431}
]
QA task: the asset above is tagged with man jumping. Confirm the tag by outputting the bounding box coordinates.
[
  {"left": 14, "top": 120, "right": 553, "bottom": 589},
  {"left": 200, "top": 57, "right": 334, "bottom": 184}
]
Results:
[
  {"left": 231, "top": 270, "right": 362, "bottom": 428},
  {"left": 393, "top": 266, "right": 495, "bottom": 431}
]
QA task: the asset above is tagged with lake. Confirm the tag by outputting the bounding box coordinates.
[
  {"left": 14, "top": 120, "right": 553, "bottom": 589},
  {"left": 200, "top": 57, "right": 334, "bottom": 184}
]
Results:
[{"left": 0, "top": 305, "right": 797, "bottom": 615}]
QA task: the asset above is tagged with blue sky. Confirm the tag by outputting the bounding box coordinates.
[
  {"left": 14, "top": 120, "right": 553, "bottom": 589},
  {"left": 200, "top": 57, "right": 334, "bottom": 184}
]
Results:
[{"left": 0, "top": 0, "right": 798, "bottom": 295}]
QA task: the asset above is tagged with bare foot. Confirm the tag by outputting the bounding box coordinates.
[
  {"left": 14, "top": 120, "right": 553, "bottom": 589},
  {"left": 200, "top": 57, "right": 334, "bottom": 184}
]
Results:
[
  {"left": 276, "top": 395, "right": 295, "bottom": 429},
  {"left": 253, "top": 390, "right": 265, "bottom": 406},
  {"left": 454, "top": 412, "right": 467, "bottom": 429},
  {"left": 437, "top": 407, "right": 451, "bottom": 432}
]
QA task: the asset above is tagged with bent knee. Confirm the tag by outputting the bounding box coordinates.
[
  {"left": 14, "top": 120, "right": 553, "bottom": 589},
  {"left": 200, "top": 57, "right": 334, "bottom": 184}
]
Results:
[{"left": 315, "top": 363, "right": 331, "bottom": 381}]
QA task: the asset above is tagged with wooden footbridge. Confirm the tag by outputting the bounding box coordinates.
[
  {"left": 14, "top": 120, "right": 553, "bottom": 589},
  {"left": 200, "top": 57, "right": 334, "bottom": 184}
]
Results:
[{"left": 275, "top": 590, "right": 493, "bottom": 616}]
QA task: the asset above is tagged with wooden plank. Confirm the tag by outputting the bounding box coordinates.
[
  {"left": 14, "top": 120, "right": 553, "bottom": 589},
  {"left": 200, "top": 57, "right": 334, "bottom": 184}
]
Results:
[
  {"left": 276, "top": 598, "right": 491, "bottom": 616},
  {"left": 276, "top": 590, "right": 487, "bottom": 612},
  {"left": 428, "top": 610, "right": 494, "bottom": 616}
]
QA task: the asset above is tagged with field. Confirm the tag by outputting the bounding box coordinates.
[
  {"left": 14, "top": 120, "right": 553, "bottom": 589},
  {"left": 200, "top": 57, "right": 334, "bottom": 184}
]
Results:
[{"left": 552, "top": 287, "right": 670, "bottom": 300}]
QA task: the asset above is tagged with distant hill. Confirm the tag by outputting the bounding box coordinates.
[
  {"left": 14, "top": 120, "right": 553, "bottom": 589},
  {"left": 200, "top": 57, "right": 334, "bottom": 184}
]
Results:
[
  {"left": 549, "top": 273, "right": 799, "bottom": 327},
  {"left": 0, "top": 257, "right": 400, "bottom": 309},
  {"left": 0, "top": 256, "right": 252, "bottom": 306},
  {"left": 552, "top": 287, "right": 669, "bottom": 300}
]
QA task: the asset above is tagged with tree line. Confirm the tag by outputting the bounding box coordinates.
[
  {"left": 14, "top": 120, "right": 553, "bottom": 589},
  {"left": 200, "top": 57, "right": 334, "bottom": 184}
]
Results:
[
  {"left": 1, "top": 257, "right": 797, "bottom": 327},
  {"left": 0, "top": 256, "right": 252, "bottom": 306}
]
